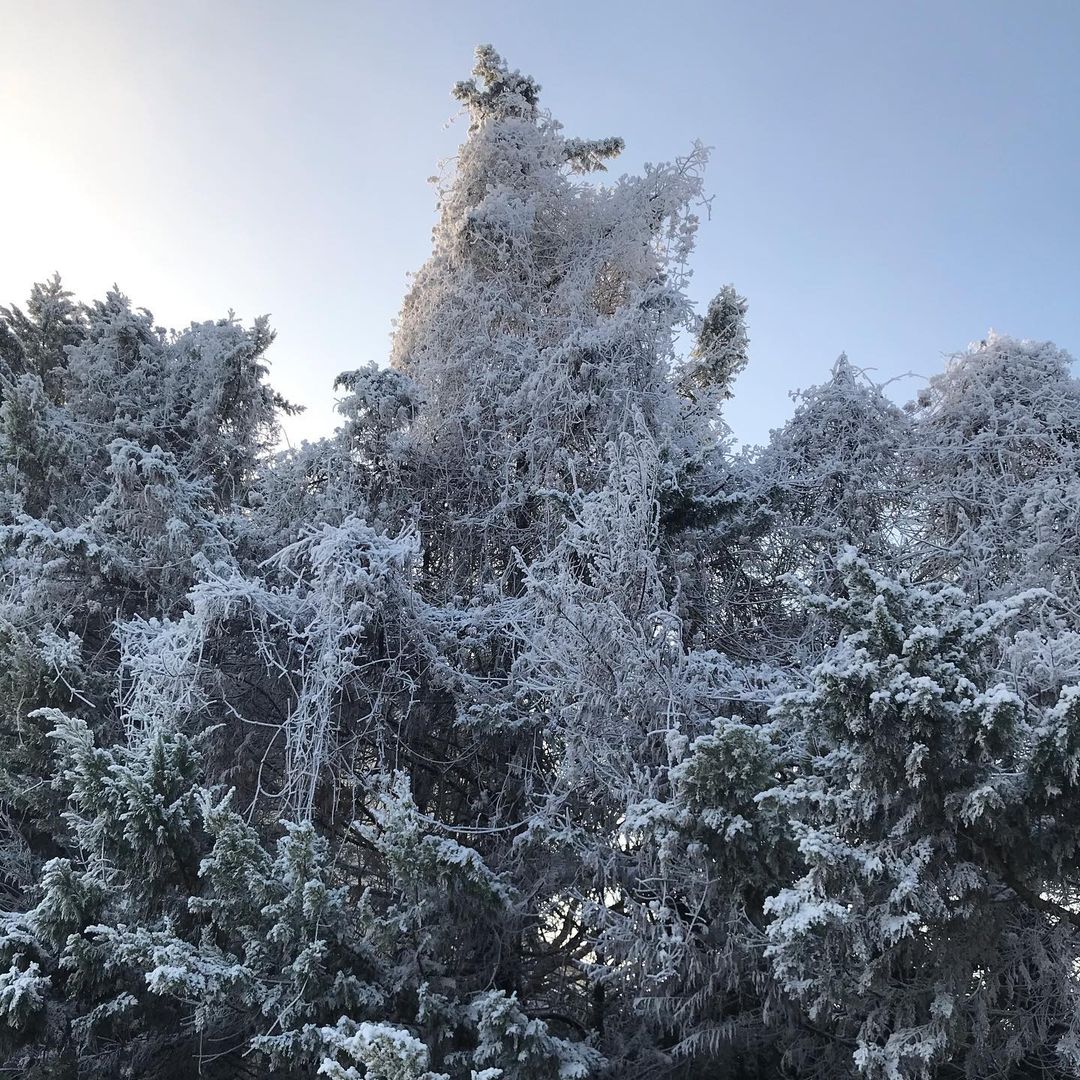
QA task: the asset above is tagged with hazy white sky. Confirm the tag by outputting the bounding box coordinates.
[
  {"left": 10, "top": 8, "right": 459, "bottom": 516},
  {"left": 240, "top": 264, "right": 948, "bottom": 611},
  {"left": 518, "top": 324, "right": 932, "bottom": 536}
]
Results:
[{"left": 4, "top": 0, "right": 1078, "bottom": 447}]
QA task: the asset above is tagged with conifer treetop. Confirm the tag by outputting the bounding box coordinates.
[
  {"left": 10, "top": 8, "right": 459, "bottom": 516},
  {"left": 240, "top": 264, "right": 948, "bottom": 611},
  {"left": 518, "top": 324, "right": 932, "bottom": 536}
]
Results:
[{"left": 452, "top": 44, "right": 623, "bottom": 171}]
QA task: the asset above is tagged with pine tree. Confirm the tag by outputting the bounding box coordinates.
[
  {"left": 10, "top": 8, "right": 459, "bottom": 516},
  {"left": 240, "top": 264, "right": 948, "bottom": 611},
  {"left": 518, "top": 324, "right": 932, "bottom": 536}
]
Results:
[
  {"left": 0, "top": 274, "right": 85, "bottom": 403},
  {"left": 392, "top": 45, "right": 705, "bottom": 590},
  {"left": 910, "top": 332, "right": 1080, "bottom": 602},
  {"left": 763, "top": 553, "right": 1080, "bottom": 1079},
  {"left": 685, "top": 284, "right": 749, "bottom": 400},
  {"left": 0, "top": 282, "right": 294, "bottom": 1077},
  {"left": 741, "top": 355, "right": 912, "bottom": 660}
]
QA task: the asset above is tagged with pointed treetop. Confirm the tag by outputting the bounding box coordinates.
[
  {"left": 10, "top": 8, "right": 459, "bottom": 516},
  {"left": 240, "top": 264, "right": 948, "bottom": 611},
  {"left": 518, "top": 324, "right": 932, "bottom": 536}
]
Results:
[
  {"left": 830, "top": 351, "right": 857, "bottom": 383},
  {"left": 689, "top": 284, "right": 749, "bottom": 398},
  {"left": 453, "top": 44, "right": 541, "bottom": 124},
  {"left": 452, "top": 46, "right": 624, "bottom": 171}
]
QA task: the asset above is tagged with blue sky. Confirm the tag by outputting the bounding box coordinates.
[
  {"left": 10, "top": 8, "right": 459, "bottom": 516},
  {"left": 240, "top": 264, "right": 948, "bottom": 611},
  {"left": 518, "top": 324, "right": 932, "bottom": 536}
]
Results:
[{"left": 4, "top": 0, "right": 1078, "bottom": 447}]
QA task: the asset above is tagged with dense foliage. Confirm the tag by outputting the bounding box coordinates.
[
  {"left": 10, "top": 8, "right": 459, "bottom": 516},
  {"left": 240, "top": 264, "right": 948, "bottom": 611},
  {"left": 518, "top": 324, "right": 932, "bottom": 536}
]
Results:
[{"left": 2, "top": 47, "right": 1079, "bottom": 1080}]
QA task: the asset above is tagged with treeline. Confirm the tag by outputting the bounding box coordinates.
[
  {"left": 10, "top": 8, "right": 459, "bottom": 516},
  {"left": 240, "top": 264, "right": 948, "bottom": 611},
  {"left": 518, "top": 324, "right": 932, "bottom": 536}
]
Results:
[{"left": 2, "top": 45, "right": 1080, "bottom": 1080}]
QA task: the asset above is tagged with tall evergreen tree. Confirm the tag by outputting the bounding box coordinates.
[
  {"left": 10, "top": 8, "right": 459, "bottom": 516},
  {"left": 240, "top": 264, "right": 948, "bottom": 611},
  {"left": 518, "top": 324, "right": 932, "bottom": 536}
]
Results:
[
  {"left": 910, "top": 332, "right": 1080, "bottom": 601},
  {"left": 764, "top": 553, "right": 1080, "bottom": 1079}
]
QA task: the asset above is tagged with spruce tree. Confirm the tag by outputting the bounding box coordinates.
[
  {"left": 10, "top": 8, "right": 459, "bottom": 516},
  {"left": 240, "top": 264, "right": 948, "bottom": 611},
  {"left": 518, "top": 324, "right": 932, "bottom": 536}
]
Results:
[{"left": 764, "top": 553, "right": 1080, "bottom": 1078}]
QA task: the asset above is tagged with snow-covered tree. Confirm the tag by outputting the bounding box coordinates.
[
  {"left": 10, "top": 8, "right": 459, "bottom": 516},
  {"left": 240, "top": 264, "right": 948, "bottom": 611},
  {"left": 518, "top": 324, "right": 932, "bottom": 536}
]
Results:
[
  {"left": 757, "top": 356, "right": 910, "bottom": 580},
  {"left": 0, "top": 273, "right": 85, "bottom": 403},
  {"left": 683, "top": 284, "right": 749, "bottom": 401},
  {"left": 910, "top": 332, "right": 1080, "bottom": 601},
  {"left": 0, "top": 281, "right": 294, "bottom": 1076},
  {"left": 910, "top": 333, "right": 1080, "bottom": 707},
  {"left": 764, "top": 553, "right": 1080, "bottom": 1079},
  {"left": 392, "top": 45, "right": 707, "bottom": 593}
]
